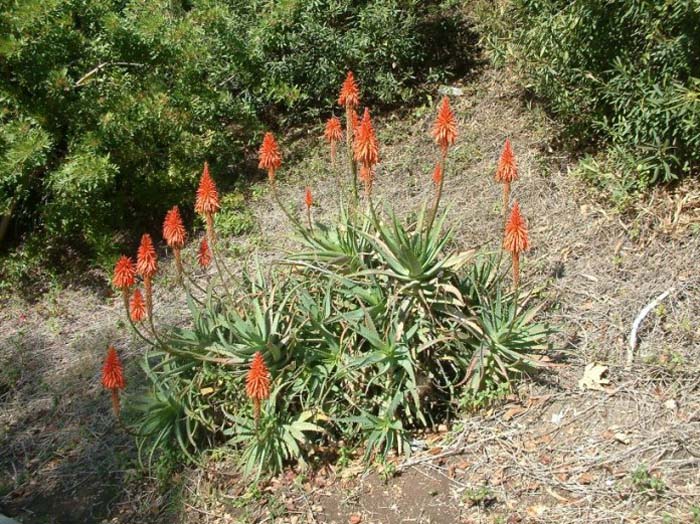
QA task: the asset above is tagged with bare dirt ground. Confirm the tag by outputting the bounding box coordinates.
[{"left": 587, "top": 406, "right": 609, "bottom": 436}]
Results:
[{"left": 1, "top": 63, "right": 699, "bottom": 524}]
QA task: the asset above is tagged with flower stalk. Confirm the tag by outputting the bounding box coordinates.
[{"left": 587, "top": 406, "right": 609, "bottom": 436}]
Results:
[
  {"left": 304, "top": 187, "right": 313, "bottom": 230},
  {"left": 102, "top": 346, "right": 125, "bottom": 418},
  {"left": 353, "top": 108, "right": 379, "bottom": 206},
  {"left": 136, "top": 233, "right": 158, "bottom": 335},
  {"left": 338, "top": 72, "right": 360, "bottom": 204},
  {"left": 246, "top": 351, "right": 271, "bottom": 426},
  {"left": 428, "top": 96, "right": 457, "bottom": 232},
  {"left": 495, "top": 139, "right": 518, "bottom": 219},
  {"left": 163, "top": 205, "right": 186, "bottom": 285},
  {"left": 113, "top": 255, "right": 135, "bottom": 319},
  {"left": 503, "top": 200, "right": 530, "bottom": 290}
]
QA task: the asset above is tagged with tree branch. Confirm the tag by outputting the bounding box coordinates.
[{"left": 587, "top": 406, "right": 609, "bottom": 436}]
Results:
[{"left": 74, "top": 62, "right": 144, "bottom": 87}]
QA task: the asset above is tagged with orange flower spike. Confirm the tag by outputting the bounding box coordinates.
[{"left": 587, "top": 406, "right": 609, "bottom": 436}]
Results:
[
  {"left": 303, "top": 187, "right": 313, "bottom": 229},
  {"left": 163, "top": 206, "right": 187, "bottom": 281},
  {"left": 113, "top": 256, "right": 135, "bottom": 290},
  {"left": 136, "top": 233, "right": 157, "bottom": 278},
  {"left": 113, "top": 255, "right": 136, "bottom": 315},
  {"left": 163, "top": 206, "right": 186, "bottom": 250},
  {"left": 503, "top": 201, "right": 530, "bottom": 289},
  {"left": 102, "top": 346, "right": 125, "bottom": 390},
  {"left": 197, "top": 238, "right": 212, "bottom": 268},
  {"left": 324, "top": 116, "right": 343, "bottom": 143},
  {"left": 129, "top": 289, "right": 146, "bottom": 322},
  {"left": 102, "top": 346, "right": 125, "bottom": 417},
  {"left": 495, "top": 139, "right": 518, "bottom": 214},
  {"left": 258, "top": 132, "right": 282, "bottom": 182},
  {"left": 246, "top": 351, "right": 271, "bottom": 422},
  {"left": 495, "top": 138, "right": 518, "bottom": 184},
  {"left": 136, "top": 233, "right": 157, "bottom": 325},
  {"left": 432, "top": 96, "right": 457, "bottom": 154},
  {"left": 353, "top": 108, "right": 379, "bottom": 168},
  {"left": 338, "top": 71, "right": 360, "bottom": 108},
  {"left": 504, "top": 201, "right": 530, "bottom": 254},
  {"left": 195, "top": 162, "right": 221, "bottom": 217},
  {"left": 432, "top": 163, "right": 443, "bottom": 188},
  {"left": 304, "top": 187, "right": 313, "bottom": 210},
  {"left": 324, "top": 116, "right": 343, "bottom": 164}
]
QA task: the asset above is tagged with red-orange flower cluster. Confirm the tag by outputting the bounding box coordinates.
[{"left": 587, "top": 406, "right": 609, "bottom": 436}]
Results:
[
  {"left": 136, "top": 233, "right": 158, "bottom": 278},
  {"left": 304, "top": 187, "right": 313, "bottom": 210},
  {"left": 258, "top": 132, "right": 282, "bottom": 181},
  {"left": 325, "top": 116, "right": 343, "bottom": 163},
  {"left": 495, "top": 138, "right": 518, "bottom": 184},
  {"left": 102, "top": 346, "right": 125, "bottom": 391},
  {"left": 113, "top": 256, "right": 135, "bottom": 289},
  {"left": 195, "top": 162, "right": 220, "bottom": 216},
  {"left": 324, "top": 116, "right": 343, "bottom": 143},
  {"left": 503, "top": 201, "right": 530, "bottom": 254},
  {"left": 129, "top": 289, "right": 146, "bottom": 322},
  {"left": 338, "top": 71, "right": 360, "bottom": 108},
  {"left": 432, "top": 163, "right": 443, "bottom": 187},
  {"left": 197, "top": 238, "right": 211, "bottom": 268},
  {"left": 432, "top": 96, "right": 457, "bottom": 153},
  {"left": 246, "top": 351, "right": 271, "bottom": 401},
  {"left": 353, "top": 108, "right": 379, "bottom": 168},
  {"left": 102, "top": 346, "right": 125, "bottom": 417},
  {"left": 163, "top": 206, "right": 186, "bottom": 249}
]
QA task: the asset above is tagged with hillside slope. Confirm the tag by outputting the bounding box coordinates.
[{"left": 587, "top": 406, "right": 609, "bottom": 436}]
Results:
[{"left": 1, "top": 65, "right": 699, "bottom": 524}]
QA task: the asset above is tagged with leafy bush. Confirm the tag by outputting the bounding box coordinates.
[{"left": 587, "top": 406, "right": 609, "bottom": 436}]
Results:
[
  {"left": 109, "top": 81, "right": 550, "bottom": 477},
  {"left": 0, "top": 0, "right": 468, "bottom": 276},
  {"left": 474, "top": 0, "right": 700, "bottom": 192}
]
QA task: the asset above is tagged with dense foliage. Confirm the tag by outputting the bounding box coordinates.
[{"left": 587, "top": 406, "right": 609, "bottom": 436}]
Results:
[
  {"left": 476, "top": 0, "right": 700, "bottom": 195},
  {"left": 0, "top": 0, "right": 463, "bottom": 272},
  {"left": 109, "top": 86, "right": 550, "bottom": 476}
]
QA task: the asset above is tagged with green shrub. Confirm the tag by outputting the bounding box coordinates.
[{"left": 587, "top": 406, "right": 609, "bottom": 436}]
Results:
[
  {"left": 212, "top": 193, "right": 256, "bottom": 238},
  {"left": 474, "top": 0, "right": 700, "bottom": 191},
  {"left": 0, "top": 0, "right": 468, "bottom": 276},
  {"left": 115, "top": 90, "right": 550, "bottom": 477}
]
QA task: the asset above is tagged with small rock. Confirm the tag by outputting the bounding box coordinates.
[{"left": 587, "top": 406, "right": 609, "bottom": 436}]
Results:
[
  {"left": 349, "top": 514, "right": 362, "bottom": 524},
  {"left": 614, "top": 432, "right": 631, "bottom": 445},
  {"left": 438, "top": 85, "right": 464, "bottom": 97}
]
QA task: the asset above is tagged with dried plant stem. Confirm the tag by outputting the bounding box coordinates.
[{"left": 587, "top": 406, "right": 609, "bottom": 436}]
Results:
[
  {"left": 173, "top": 248, "right": 184, "bottom": 285},
  {"left": 270, "top": 178, "right": 302, "bottom": 230},
  {"left": 253, "top": 398, "right": 261, "bottom": 427},
  {"left": 121, "top": 289, "right": 130, "bottom": 319},
  {"left": 345, "top": 104, "right": 358, "bottom": 205},
  {"left": 205, "top": 213, "right": 216, "bottom": 246},
  {"left": 144, "top": 276, "right": 157, "bottom": 337},
  {"left": 363, "top": 179, "right": 372, "bottom": 202},
  {"left": 210, "top": 243, "right": 235, "bottom": 304},
  {"left": 184, "top": 269, "right": 207, "bottom": 297},
  {"left": 110, "top": 389, "right": 121, "bottom": 417},
  {"left": 125, "top": 303, "right": 156, "bottom": 347},
  {"left": 628, "top": 286, "right": 676, "bottom": 368},
  {"left": 204, "top": 211, "right": 237, "bottom": 304}
]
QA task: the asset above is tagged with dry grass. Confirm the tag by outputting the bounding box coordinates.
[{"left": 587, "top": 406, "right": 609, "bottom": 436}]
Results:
[{"left": 1, "top": 63, "right": 699, "bottom": 523}]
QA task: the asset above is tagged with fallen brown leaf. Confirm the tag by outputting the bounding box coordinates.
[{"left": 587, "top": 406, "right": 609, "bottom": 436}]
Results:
[{"left": 503, "top": 405, "right": 528, "bottom": 421}]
